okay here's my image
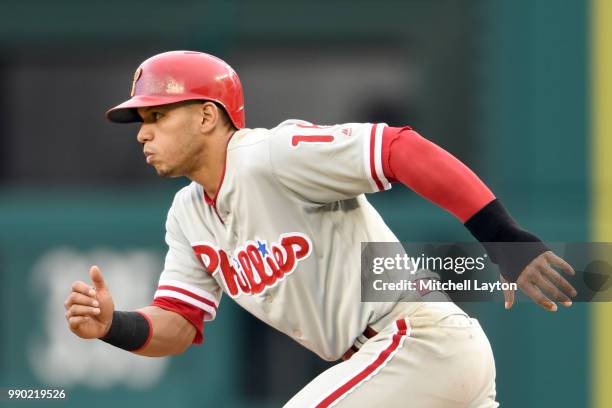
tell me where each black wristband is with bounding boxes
[465,199,550,282]
[100,311,151,351]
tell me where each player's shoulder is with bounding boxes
[169,182,203,214]
[230,119,374,144]
[230,120,320,146]
[225,120,314,148]
[270,119,339,134]
[227,127,270,150]
[270,119,376,139]
[271,118,315,131]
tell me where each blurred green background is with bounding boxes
[0,1,598,407]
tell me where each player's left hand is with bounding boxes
[501,251,577,312]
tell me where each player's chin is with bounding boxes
[154,164,179,178]
[150,162,167,176]
[155,168,172,178]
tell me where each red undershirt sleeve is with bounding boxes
[381,126,496,223]
[151,297,205,344]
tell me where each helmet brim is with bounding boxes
[105,95,205,123]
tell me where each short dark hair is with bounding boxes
[212,101,235,129]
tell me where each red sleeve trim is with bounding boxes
[154,279,218,320]
[151,297,205,345]
[366,124,392,191]
[381,126,407,183]
[133,310,154,352]
[382,126,496,222]
[157,285,217,310]
[369,124,385,191]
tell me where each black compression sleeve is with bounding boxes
[100,311,151,351]
[464,199,550,282]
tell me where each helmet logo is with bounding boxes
[165,78,184,94]
[130,67,143,97]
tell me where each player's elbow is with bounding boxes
[174,343,192,356]
[168,327,196,356]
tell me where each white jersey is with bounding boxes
[154,119,429,361]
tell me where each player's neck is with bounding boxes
[188,128,235,199]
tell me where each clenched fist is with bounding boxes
[64,265,115,339]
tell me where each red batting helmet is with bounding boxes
[106,51,245,129]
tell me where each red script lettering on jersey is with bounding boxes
[191,233,313,298]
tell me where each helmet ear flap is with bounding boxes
[106,51,245,129]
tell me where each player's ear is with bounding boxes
[199,101,219,133]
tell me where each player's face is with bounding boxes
[136,101,204,178]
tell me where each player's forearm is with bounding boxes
[100,306,195,357]
[132,306,195,357]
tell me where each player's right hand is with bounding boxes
[64,265,115,339]
[501,251,576,312]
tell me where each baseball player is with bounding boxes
[64,51,577,407]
